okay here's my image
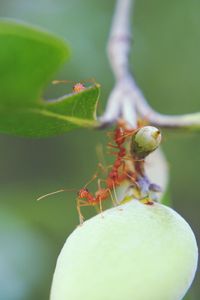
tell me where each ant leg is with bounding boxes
[96,162,113,178]
[84,173,98,188]
[97,162,113,173]
[76,199,95,225]
[97,178,103,190]
[107,143,118,149]
[76,198,85,225]
[99,198,104,219]
[112,183,119,206]
[83,164,105,190]
[97,162,108,174]
[112,183,123,211]
[120,159,126,173]
[126,171,136,183]
[84,162,109,190]
[81,77,97,85]
[97,179,104,219]
[108,150,119,156]
[97,178,121,211]
[97,177,110,191]
[108,188,117,207]
[77,199,102,224]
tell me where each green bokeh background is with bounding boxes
[0,0,199,299]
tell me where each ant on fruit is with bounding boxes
[52,78,97,93]
[37,119,160,224]
[76,185,112,225]
[37,173,115,225]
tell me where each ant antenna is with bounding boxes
[52,78,97,86]
[37,188,76,201]
[52,80,76,85]
[84,173,98,188]
[96,143,107,171]
[80,77,97,85]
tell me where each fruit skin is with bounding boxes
[50,200,198,300]
[131,126,162,159]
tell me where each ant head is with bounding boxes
[78,188,89,198]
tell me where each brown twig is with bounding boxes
[99,0,200,130]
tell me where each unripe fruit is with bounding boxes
[50,200,198,300]
[131,126,162,159]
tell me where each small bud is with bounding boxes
[131,126,162,159]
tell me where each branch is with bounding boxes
[99,0,200,131]
[107,0,132,80]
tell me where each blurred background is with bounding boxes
[0,0,199,299]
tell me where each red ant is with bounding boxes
[104,120,156,205]
[37,175,114,225]
[76,186,111,224]
[52,78,96,93]
[37,120,154,224]
[73,125,136,224]
[105,120,138,190]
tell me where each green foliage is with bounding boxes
[0,19,100,137]
[0,0,199,298]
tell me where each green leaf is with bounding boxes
[0,19,100,137]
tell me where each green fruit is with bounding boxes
[131,126,162,159]
[50,200,198,300]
